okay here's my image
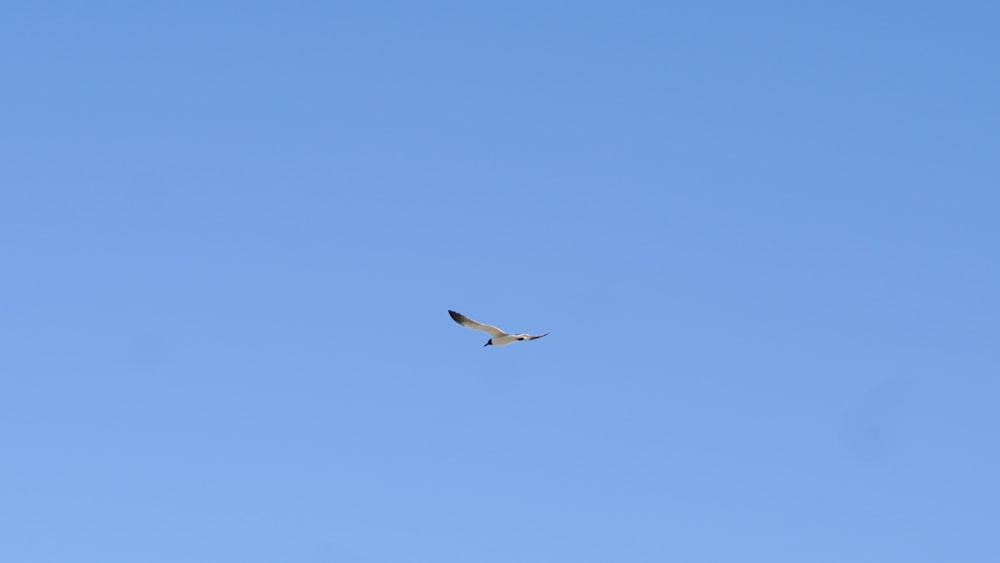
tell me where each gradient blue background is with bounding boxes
[2,2,998,562]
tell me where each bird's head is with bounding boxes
[484,339,492,347]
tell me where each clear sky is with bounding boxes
[2,2,998,562]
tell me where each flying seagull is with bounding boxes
[448,310,550,347]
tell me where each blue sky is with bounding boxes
[2,2,998,562]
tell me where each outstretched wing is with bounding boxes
[525,333,550,341]
[449,310,507,337]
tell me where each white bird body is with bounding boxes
[487,334,531,347]
[448,310,549,347]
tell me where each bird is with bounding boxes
[448,310,549,347]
